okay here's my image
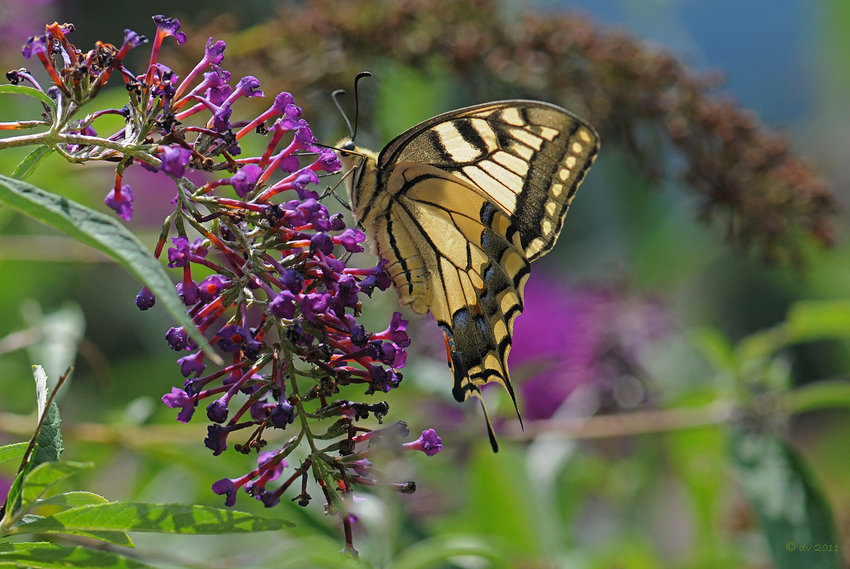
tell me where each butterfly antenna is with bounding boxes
[351,71,371,142]
[331,71,371,142]
[331,89,355,140]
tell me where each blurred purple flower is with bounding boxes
[511,277,670,420]
[0,1,56,57]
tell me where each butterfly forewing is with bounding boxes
[378,101,599,262]
[339,100,598,449]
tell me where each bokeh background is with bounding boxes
[2,1,850,567]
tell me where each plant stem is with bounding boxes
[504,402,735,440]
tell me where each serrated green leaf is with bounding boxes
[10,502,294,536]
[28,366,62,468]
[33,401,63,467]
[12,145,53,181]
[1,372,64,527]
[0,541,153,568]
[0,175,219,363]
[731,429,841,569]
[0,443,28,464]
[0,84,56,109]
[36,491,109,509]
[20,462,94,513]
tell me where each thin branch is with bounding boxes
[504,402,735,441]
[0,403,735,447]
[0,412,207,446]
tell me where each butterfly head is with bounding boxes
[335,137,375,161]
[335,138,379,215]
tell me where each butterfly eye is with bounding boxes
[341,140,357,153]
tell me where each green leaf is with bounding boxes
[0,443,28,464]
[731,429,841,569]
[11,514,132,547]
[33,401,63,468]
[736,326,788,362]
[1,369,63,526]
[781,380,850,414]
[785,299,850,343]
[10,502,294,536]
[0,541,154,568]
[666,426,727,537]
[265,535,366,569]
[14,514,132,548]
[20,462,94,513]
[1,471,25,527]
[690,327,738,371]
[71,531,133,548]
[36,491,110,509]
[0,84,56,109]
[12,145,53,181]
[390,535,513,569]
[0,175,219,363]
[29,365,63,468]
[465,444,539,553]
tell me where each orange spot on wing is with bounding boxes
[443,332,454,368]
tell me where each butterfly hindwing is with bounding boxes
[339,100,599,449]
[388,164,529,406]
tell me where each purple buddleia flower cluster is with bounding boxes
[7,17,441,555]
